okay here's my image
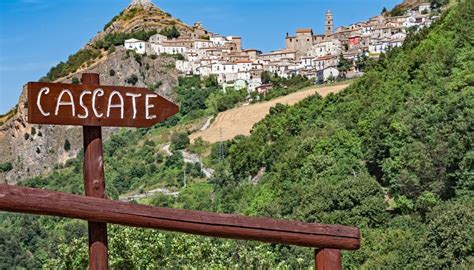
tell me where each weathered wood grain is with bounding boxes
[81,73,108,270]
[0,185,360,250]
[27,80,179,127]
[316,249,342,270]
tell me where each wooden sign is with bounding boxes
[27,82,179,127]
[11,74,360,270]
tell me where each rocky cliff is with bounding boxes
[0,0,206,183]
[85,0,198,49]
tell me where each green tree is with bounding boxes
[160,25,180,39]
[337,53,352,78]
[261,71,273,84]
[170,132,190,150]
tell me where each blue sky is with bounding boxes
[0,0,400,114]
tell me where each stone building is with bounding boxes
[325,10,334,36]
[285,29,316,56]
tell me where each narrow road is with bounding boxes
[162,144,214,178]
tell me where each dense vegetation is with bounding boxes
[387,0,449,17]
[40,49,101,82]
[0,105,17,125]
[160,25,181,39]
[40,29,158,82]
[93,30,158,51]
[209,1,473,267]
[1,1,472,269]
[259,72,313,101]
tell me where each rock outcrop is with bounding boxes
[85,0,197,49]
[0,0,206,183]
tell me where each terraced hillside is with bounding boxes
[191,84,349,143]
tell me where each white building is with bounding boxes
[369,38,404,54]
[235,60,252,72]
[124,38,146,54]
[210,35,227,46]
[317,66,339,83]
[416,3,431,14]
[176,60,192,74]
[308,39,342,58]
[149,34,168,44]
[194,39,214,50]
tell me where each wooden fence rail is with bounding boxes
[0,184,360,268]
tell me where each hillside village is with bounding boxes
[1,0,472,268]
[125,2,437,93]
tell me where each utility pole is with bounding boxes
[219,127,224,162]
[183,167,187,188]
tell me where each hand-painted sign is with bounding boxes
[27,82,179,127]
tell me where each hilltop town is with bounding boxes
[124,2,438,93]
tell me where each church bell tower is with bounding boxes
[325,10,334,36]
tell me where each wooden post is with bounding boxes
[81,73,108,270]
[315,249,342,270]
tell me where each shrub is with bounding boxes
[94,30,157,51]
[390,6,405,16]
[160,25,180,39]
[261,71,272,84]
[159,53,185,60]
[24,133,30,140]
[170,132,190,150]
[174,54,185,61]
[71,77,80,84]
[0,162,12,172]
[31,127,36,136]
[109,69,116,77]
[41,49,100,82]
[133,53,142,65]
[64,139,71,152]
[126,74,139,85]
[103,12,122,31]
[107,45,116,55]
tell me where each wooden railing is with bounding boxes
[0,184,360,269]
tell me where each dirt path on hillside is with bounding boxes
[190,84,349,143]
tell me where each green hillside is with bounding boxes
[213,1,473,267]
[1,1,473,269]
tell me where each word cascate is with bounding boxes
[27,82,179,128]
